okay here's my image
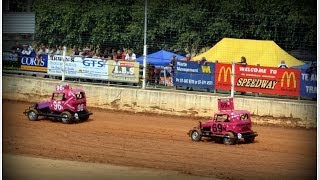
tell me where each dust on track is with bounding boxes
[3,100,317,180]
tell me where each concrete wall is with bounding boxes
[3,75,317,128]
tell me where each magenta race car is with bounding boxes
[23,84,93,124]
[188,98,258,145]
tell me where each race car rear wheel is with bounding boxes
[244,136,255,143]
[27,109,39,121]
[61,111,72,124]
[223,132,236,145]
[190,130,202,142]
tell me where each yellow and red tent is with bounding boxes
[193,38,304,67]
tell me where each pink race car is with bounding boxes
[23,84,93,124]
[188,98,258,145]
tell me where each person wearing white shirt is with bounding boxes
[21,44,32,55]
[278,60,288,68]
[125,49,136,61]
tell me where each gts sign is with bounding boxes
[82,60,105,67]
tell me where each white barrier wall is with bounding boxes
[3,75,317,128]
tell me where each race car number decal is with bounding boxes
[77,104,85,111]
[53,101,63,110]
[212,124,226,132]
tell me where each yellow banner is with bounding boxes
[20,65,47,72]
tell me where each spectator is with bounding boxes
[237,56,247,66]
[37,45,49,55]
[11,41,23,54]
[198,57,207,65]
[21,44,32,56]
[183,54,193,90]
[104,47,112,59]
[306,61,317,73]
[169,55,178,77]
[278,60,288,68]
[72,46,81,56]
[55,46,62,55]
[113,50,125,60]
[184,54,192,61]
[125,49,136,61]
[237,56,247,95]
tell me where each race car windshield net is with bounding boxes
[75,92,85,100]
[215,114,229,122]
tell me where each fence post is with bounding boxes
[231,62,235,97]
[61,46,66,82]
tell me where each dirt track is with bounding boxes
[3,100,317,180]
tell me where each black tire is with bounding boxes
[223,132,236,145]
[190,130,202,142]
[79,111,90,121]
[61,111,72,124]
[27,109,39,121]
[244,136,255,143]
[80,115,90,121]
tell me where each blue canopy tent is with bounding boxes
[136,50,185,67]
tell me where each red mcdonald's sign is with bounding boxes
[215,63,300,96]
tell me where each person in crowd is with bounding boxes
[169,55,178,76]
[153,66,160,85]
[278,60,288,68]
[183,54,193,90]
[11,41,23,54]
[48,46,56,55]
[306,61,317,73]
[21,44,32,56]
[184,54,192,61]
[113,50,125,60]
[37,45,49,55]
[237,56,247,95]
[104,47,112,59]
[55,45,62,55]
[237,56,247,66]
[198,57,207,65]
[125,49,136,61]
[71,46,81,56]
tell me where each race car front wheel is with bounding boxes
[191,130,202,142]
[27,109,39,121]
[223,132,236,145]
[61,111,72,124]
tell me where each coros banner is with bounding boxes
[215,63,300,96]
[20,54,48,72]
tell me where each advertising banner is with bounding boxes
[173,60,215,89]
[3,51,18,62]
[215,63,301,96]
[299,70,317,99]
[47,55,109,80]
[107,60,140,83]
[20,54,48,72]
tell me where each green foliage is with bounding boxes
[33,0,316,54]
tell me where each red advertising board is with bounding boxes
[215,63,300,96]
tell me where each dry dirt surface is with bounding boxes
[3,100,317,180]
